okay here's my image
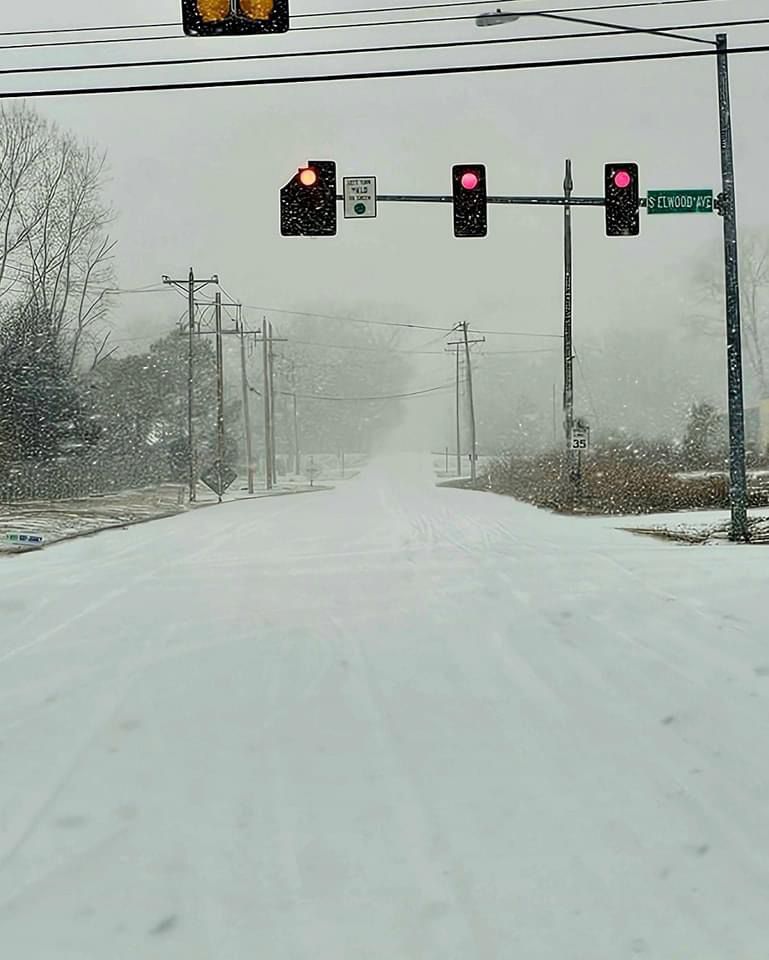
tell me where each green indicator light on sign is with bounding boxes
[354,202,366,215]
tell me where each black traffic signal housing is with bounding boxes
[604,162,640,236]
[182,0,289,36]
[452,164,487,237]
[280,161,337,237]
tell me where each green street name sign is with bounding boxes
[647,189,714,214]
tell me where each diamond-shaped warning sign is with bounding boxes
[200,464,237,496]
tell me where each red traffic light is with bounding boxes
[452,164,487,237]
[281,160,337,237]
[604,162,640,237]
[298,167,318,187]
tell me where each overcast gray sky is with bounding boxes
[5,0,769,438]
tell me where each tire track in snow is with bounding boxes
[346,617,498,958]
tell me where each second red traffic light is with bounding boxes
[605,162,640,236]
[452,164,487,238]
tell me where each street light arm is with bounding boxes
[476,7,714,46]
[527,10,715,47]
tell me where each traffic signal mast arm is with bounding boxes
[340,194,609,206]
[280,160,651,237]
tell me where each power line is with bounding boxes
[0,0,736,38]
[242,304,452,332]
[289,336,441,354]
[0,22,176,39]
[286,382,452,401]
[475,328,563,338]
[574,349,600,423]
[479,347,561,354]
[0,0,741,51]
[2,39,767,101]
[6,14,767,80]
[303,0,736,18]
[244,304,566,339]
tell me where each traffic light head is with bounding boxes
[280,160,337,237]
[298,167,318,187]
[452,164,487,238]
[182,0,289,36]
[604,162,640,236]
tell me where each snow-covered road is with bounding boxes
[2,454,769,959]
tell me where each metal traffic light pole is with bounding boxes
[563,159,576,484]
[214,292,226,504]
[716,34,749,542]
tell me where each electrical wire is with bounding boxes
[6,13,766,80]
[478,347,561,353]
[0,0,737,39]
[285,382,452,400]
[243,304,452,332]
[474,328,563,338]
[0,0,742,52]
[302,0,737,19]
[574,349,600,423]
[288,337,439,354]
[2,39,766,101]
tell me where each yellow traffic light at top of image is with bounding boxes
[197,0,230,21]
[197,0,275,20]
[240,0,275,19]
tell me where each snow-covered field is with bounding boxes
[2,454,769,958]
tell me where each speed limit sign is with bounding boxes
[570,426,589,450]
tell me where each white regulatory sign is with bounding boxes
[343,177,377,219]
[570,428,589,451]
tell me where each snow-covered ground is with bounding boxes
[2,454,769,959]
[0,481,328,554]
[608,507,769,544]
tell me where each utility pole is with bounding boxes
[716,34,749,542]
[446,329,484,478]
[455,347,462,476]
[445,343,463,476]
[237,309,255,494]
[214,291,226,504]
[268,322,277,481]
[563,159,576,481]
[188,270,196,501]
[290,360,300,475]
[262,319,273,490]
[462,321,478,482]
[161,269,218,502]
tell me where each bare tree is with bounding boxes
[0,103,116,370]
[0,105,50,295]
[690,230,769,397]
